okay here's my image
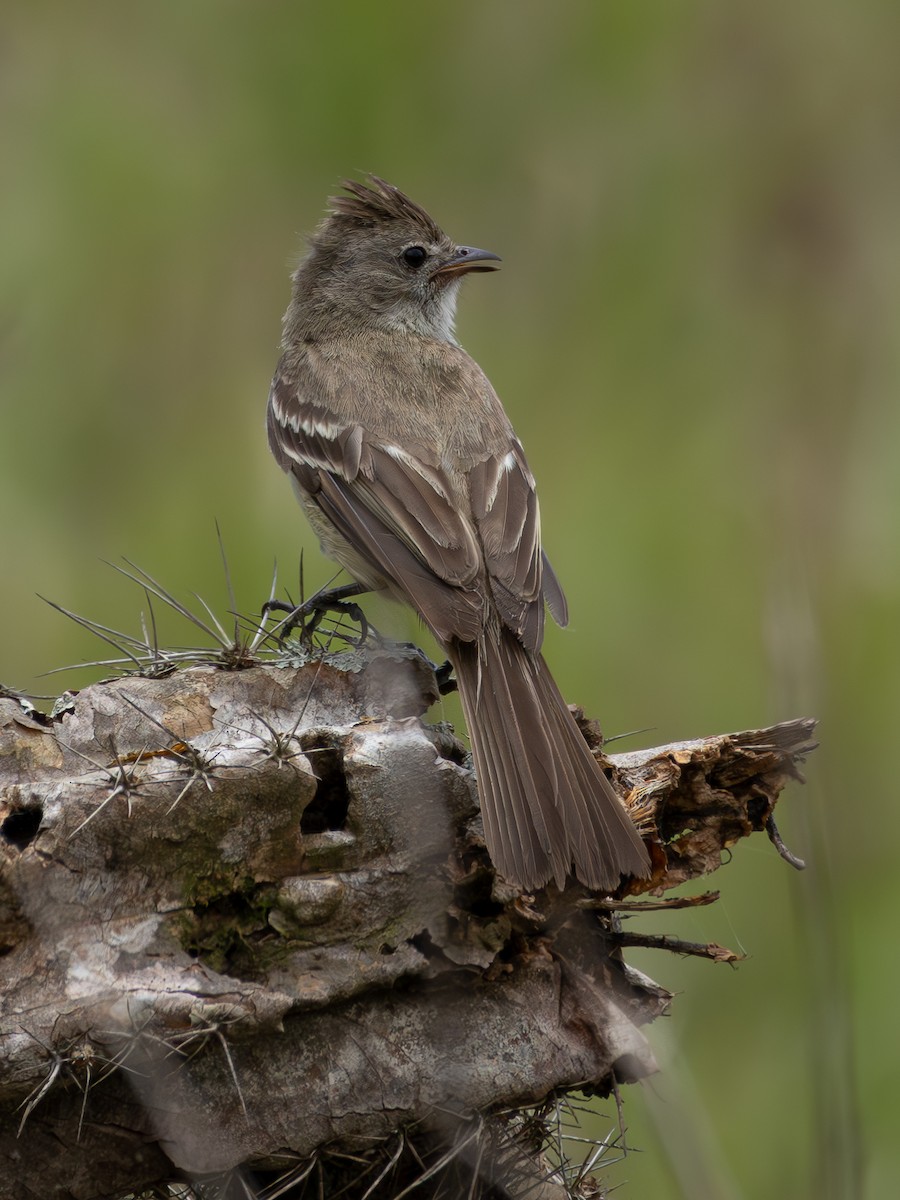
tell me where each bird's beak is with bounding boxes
[433,246,501,277]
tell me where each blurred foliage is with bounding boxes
[1,1,897,1197]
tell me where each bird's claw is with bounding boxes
[261,588,372,648]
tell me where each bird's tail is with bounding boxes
[450,630,650,892]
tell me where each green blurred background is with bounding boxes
[2,1,896,1196]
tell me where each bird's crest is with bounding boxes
[329,176,445,242]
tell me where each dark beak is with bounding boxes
[433,246,501,277]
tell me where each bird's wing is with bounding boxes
[467,442,568,649]
[268,361,567,651]
[268,369,485,643]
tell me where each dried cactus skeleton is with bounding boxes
[0,577,816,1198]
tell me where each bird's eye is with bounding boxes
[402,246,428,268]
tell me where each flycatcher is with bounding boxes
[267,176,650,892]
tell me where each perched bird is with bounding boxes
[266,176,650,892]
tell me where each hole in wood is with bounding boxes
[1,806,43,850]
[299,737,350,834]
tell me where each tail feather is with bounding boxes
[451,631,650,892]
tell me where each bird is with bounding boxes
[266,175,650,892]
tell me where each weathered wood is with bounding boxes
[0,650,815,1198]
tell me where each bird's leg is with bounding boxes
[262,581,372,645]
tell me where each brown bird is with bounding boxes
[266,176,650,892]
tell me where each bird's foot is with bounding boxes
[262,582,372,648]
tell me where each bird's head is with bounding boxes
[289,176,500,343]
